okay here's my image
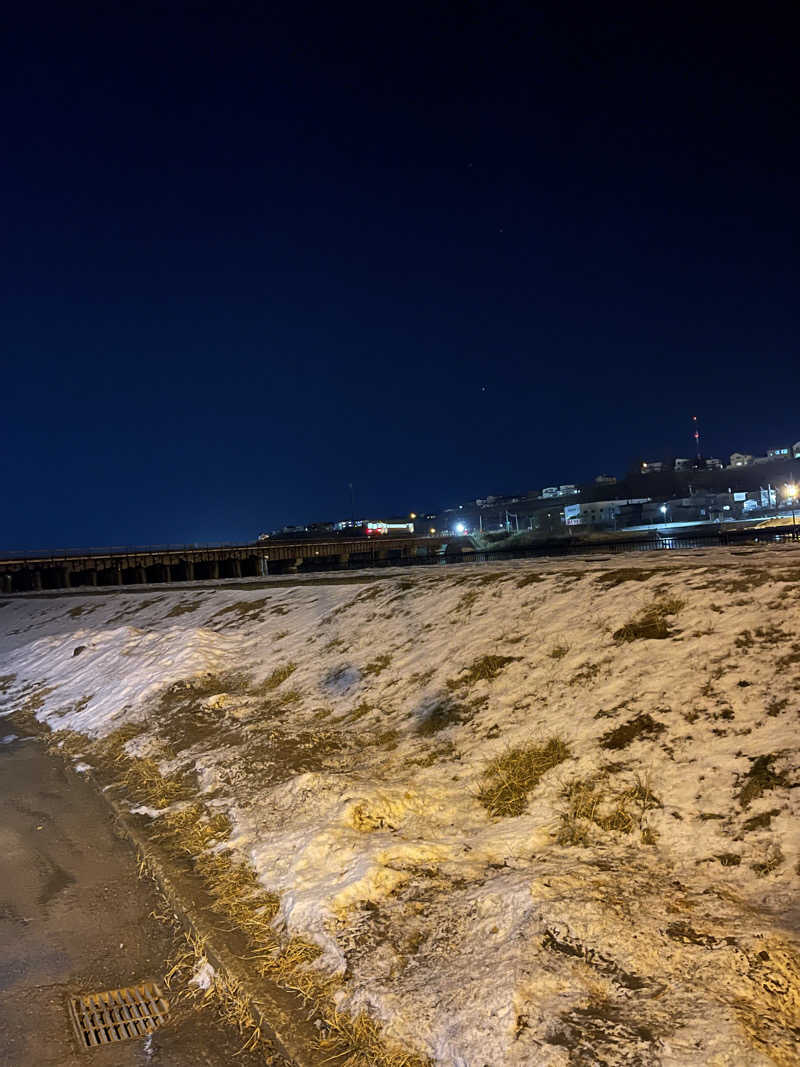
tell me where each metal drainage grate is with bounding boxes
[69,983,169,1049]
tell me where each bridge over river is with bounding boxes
[3,523,798,595]
[0,535,470,593]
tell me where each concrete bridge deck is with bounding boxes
[0,536,468,593]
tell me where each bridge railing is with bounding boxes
[0,543,253,562]
[0,534,445,565]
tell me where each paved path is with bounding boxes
[0,732,269,1066]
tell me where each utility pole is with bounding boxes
[692,415,701,464]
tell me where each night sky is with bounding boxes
[4,4,798,548]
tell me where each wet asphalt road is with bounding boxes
[0,733,269,1066]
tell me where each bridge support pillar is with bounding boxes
[287,557,304,573]
[337,554,350,568]
[2,574,12,594]
[113,567,123,586]
[259,557,269,577]
[162,563,171,583]
[231,559,241,578]
[136,566,147,584]
[184,561,194,581]
[208,561,219,580]
[86,570,98,587]
[31,570,42,591]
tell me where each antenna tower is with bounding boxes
[692,415,701,462]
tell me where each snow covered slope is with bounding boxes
[1,547,799,1065]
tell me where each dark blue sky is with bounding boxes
[3,3,798,548]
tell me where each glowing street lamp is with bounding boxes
[454,522,466,535]
[784,483,798,530]
[659,504,669,524]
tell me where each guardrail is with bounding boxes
[0,543,248,562]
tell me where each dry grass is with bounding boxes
[253,663,297,693]
[122,758,189,808]
[594,568,659,587]
[751,844,784,877]
[454,589,481,614]
[210,598,270,625]
[157,803,230,848]
[569,661,601,686]
[613,597,685,642]
[324,637,348,653]
[315,1009,429,1067]
[599,712,666,750]
[515,572,543,588]
[355,585,382,603]
[165,600,202,618]
[163,929,272,1060]
[67,604,95,618]
[362,654,392,678]
[478,737,570,817]
[14,683,57,718]
[449,654,520,690]
[416,699,469,736]
[339,701,374,725]
[408,667,435,687]
[0,673,17,694]
[558,773,661,845]
[737,754,789,809]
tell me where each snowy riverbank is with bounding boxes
[2,547,799,1065]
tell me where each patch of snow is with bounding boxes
[190,959,216,991]
[129,804,168,818]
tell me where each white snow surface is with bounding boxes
[190,959,216,991]
[1,548,799,1065]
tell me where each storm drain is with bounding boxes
[69,983,170,1048]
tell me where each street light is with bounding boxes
[660,504,669,524]
[784,483,798,530]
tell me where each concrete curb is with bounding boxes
[70,766,323,1067]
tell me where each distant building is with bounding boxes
[794,442,800,459]
[729,452,753,467]
[541,485,579,498]
[564,499,650,528]
[640,461,663,474]
[674,458,693,471]
[706,457,723,470]
[768,446,791,459]
[594,474,616,485]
